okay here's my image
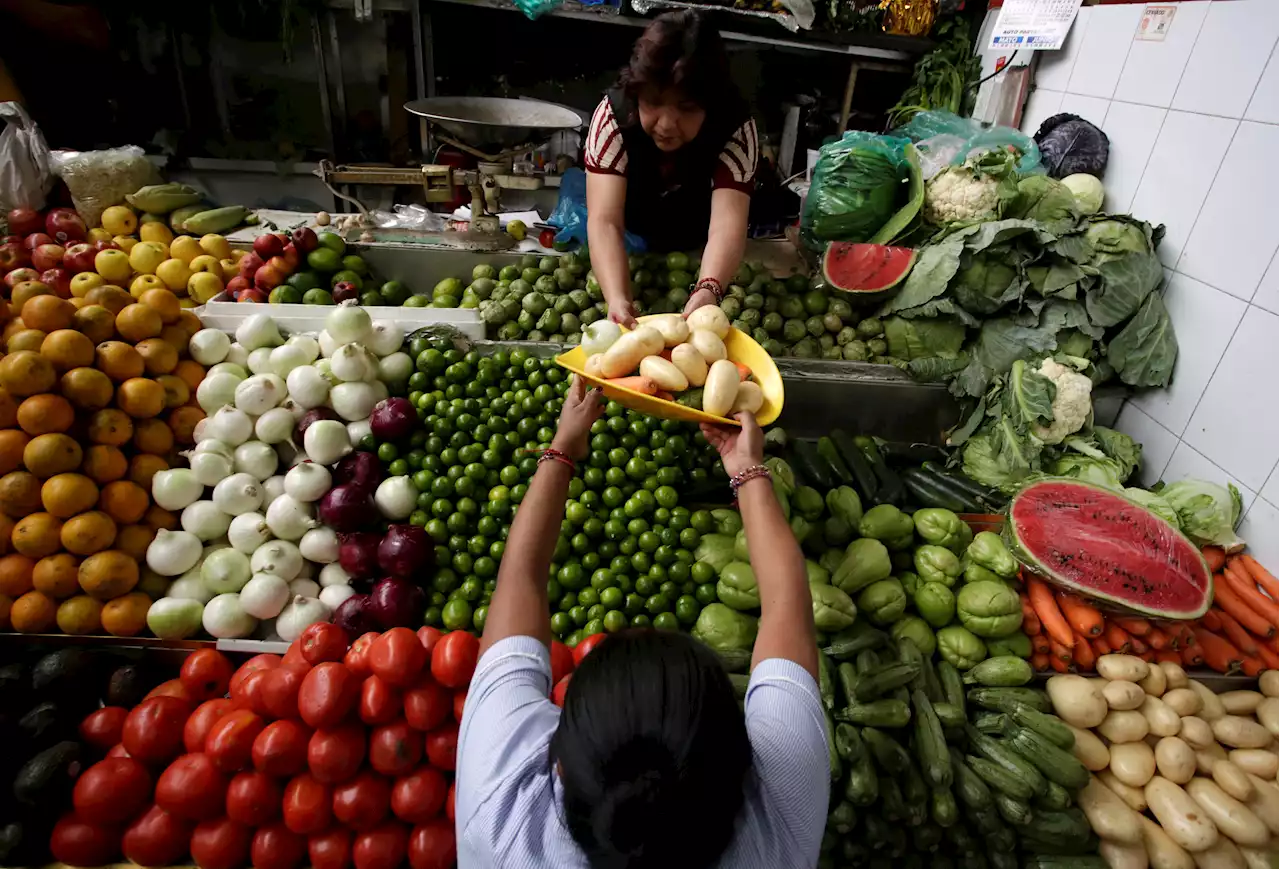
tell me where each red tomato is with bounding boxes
[185,698,235,754]
[230,653,281,699]
[79,706,128,751]
[390,767,447,825]
[50,813,122,866]
[332,770,391,830]
[262,662,311,720]
[430,631,479,689]
[181,649,235,700]
[205,709,266,772]
[283,641,307,667]
[155,753,228,820]
[352,821,408,869]
[299,662,360,728]
[145,678,199,705]
[445,783,455,823]
[253,719,312,777]
[308,723,366,783]
[402,678,450,732]
[226,770,283,826]
[190,817,253,869]
[552,674,572,708]
[550,640,575,685]
[539,228,556,248]
[368,720,422,777]
[108,743,130,758]
[252,822,308,869]
[407,818,456,869]
[122,804,193,867]
[238,668,276,717]
[416,626,442,655]
[73,757,152,825]
[453,690,467,722]
[344,632,379,678]
[309,828,352,869]
[359,675,402,725]
[573,632,606,665]
[122,697,190,765]
[283,773,333,835]
[424,721,459,771]
[302,622,350,664]
[369,628,427,687]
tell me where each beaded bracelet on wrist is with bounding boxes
[728,464,770,495]
[695,277,725,302]
[538,448,576,472]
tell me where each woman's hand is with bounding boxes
[608,298,639,329]
[699,412,764,478]
[683,287,719,318]
[550,376,605,460]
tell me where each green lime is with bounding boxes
[603,610,628,632]
[269,285,302,304]
[404,295,428,307]
[302,288,335,305]
[306,247,341,272]
[317,231,346,254]
[287,270,322,291]
[380,280,411,305]
[441,598,473,630]
[652,611,679,630]
[341,254,369,275]
[675,595,700,624]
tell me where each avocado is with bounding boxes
[0,822,22,864]
[32,649,92,695]
[14,741,81,808]
[105,664,150,708]
[18,701,73,749]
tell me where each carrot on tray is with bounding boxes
[1181,642,1205,667]
[1104,623,1133,654]
[1072,634,1096,670]
[1257,643,1279,670]
[1113,616,1152,637]
[1214,578,1277,638]
[1020,593,1042,636]
[1192,628,1244,674]
[1235,554,1280,602]
[1221,564,1280,629]
[1091,636,1111,657]
[1212,607,1260,656]
[1048,653,1070,673]
[1146,627,1170,650]
[1201,608,1224,632]
[1128,633,1150,656]
[1047,637,1073,663]
[1170,623,1196,650]
[1155,650,1183,665]
[1027,577,1074,649]
[1056,591,1105,638]
[1032,635,1052,656]
[605,376,658,395]
[1201,545,1227,573]
[1031,652,1051,672]
[1240,657,1264,677]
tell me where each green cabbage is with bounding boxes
[1159,479,1245,552]
[1123,488,1181,529]
[1061,174,1104,214]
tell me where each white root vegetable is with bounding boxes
[689,329,727,364]
[1190,681,1227,721]
[1100,654,1151,682]
[1181,716,1216,749]
[1144,695,1184,737]
[1101,839,1150,869]
[1047,674,1109,728]
[1100,709,1152,744]
[1242,775,1279,835]
[1079,776,1143,844]
[1235,846,1276,869]
[1112,741,1158,788]
[1227,749,1279,780]
[1190,836,1246,869]
[1106,680,1149,710]
[1185,778,1270,847]
[1165,689,1204,717]
[584,354,607,379]
[730,380,764,415]
[1141,663,1169,697]
[1160,661,1190,690]
[1146,776,1221,852]
[643,314,689,348]
[1198,745,1230,776]
[1219,691,1265,715]
[1155,737,1197,784]
[701,360,740,418]
[240,573,291,619]
[1211,759,1255,802]
[639,356,688,392]
[685,305,730,338]
[1254,696,1277,736]
[1102,770,1150,812]
[1212,716,1272,749]
[1258,670,1278,698]
[1141,815,1196,869]
[600,328,661,379]
[1068,723,1110,771]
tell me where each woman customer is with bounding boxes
[455,376,828,868]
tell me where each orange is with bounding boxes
[128,454,168,491]
[114,304,163,342]
[81,445,128,484]
[168,405,204,446]
[176,310,203,339]
[60,367,114,410]
[34,553,81,598]
[0,553,35,596]
[22,432,81,478]
[78,549,138,601]
[95,341,144,381]
[135,338,178,375]
[99,480,149,525]
[0,351,56,396]
[41,329,96,371]
[10,590,56,632]
[0,430,30,475]
[0,470,42,518]
[0,515,15,556]
[116,378,165,419]
[132,418,173,456]
[0,387,17,428]
[85,285,132,314]
[11,512,63,559]
[41,473,99,519]
[137,566,169,599]
[101,591,150,637]
[73,305,116,344]
[114,524,154,561]
[21,295,74,333]
[56,594,103,635]
[60,511,117,556]
[7,329,47,352]
[88,409,133,446]
[144,505,177,531]
[156,374,190,409]
[140,288,182,325]
[172,359,206,392]
[16,394,75,436]
[0,594,11,630]
[160,325,191,357]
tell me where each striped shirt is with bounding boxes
[455,636,829,869]
[584,97,759,193]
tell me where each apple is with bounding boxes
[86,227,114,245]
[7,207,42,237]
[188,254,221,274]
[91,239,120,253]
[226,275,251,295]
[45,208,87,245]
[238,287,269,304]
[281,243,300,272]
[61,243,96,274]
[239,251,265,280]
[4,268,38,289]
[332,281,360,303]
[1,235,20,246]
[253,234,284,259]
[254,264,284,290]
[32,243,66,272]
[0,243,30,273]
[23,232,53,251]
[266,255,293,277]
[40,268,72,297]
[94,249,132,283]
[291,227,319,253]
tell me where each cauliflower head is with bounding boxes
[1033,357,1092,444]
[923,165,1001,224]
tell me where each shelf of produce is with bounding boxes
[198,295,485,340]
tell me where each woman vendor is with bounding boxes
[585,11,758,327]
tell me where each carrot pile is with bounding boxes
[1022,548,1279,676]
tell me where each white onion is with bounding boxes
[206,406,254,446]
[189,450,234,487]
[369,380,389,404]
[240,573,291,619]
[196,372,242,413]
[318,330,339,358]
[166,574,213,603]
[330,381,378,421]
[270,344,310,378]
[234,441,278,481]
[266,494,317,540]
[225,341,250,368]
[262,475,287,504]
[189,329,232,366]
[303,420,351,466]
[255,407,296,444]
[376,352,413,383]
[318,562,352,587]
[213,473,263,514]
[146,529,203,576]
[152,468,204,512]
[202,547,252,594]
[278,398,307,420]
[247,347,274,375]
[289,578,320,599]
[319,584,357,610]
[251,539,303,580]
[286,366,331,409]
[275,595,331,643]
[287,334,321,363]
[181,501,232,541]
[207,362,248,381]
[285,462,331,502]
[367,321,404,356]
[236,314,284,351]
[314,359,338,384]
[192,437,233,457]
[192,417,209,444]
[374,476,417,520]
[227,512,272,553]
[299,526,339,563]
[235,373,286,415]
[346,419,372,446]
[203,593,257,639]
[330,343,378,383]
[327,304,373,345]
[294,559,316,580]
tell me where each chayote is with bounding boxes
[820,548,845,577]
[805,559,831,586]
[937,624,988,671]
[857,504,914,542]
[833,537,893,595]
[692,603,759,651]
[790,515,812,546]
[857,577,907,626]
[734,530,751,563]
[914,545,962,587]
[913,581,956,628]
[764,457,796,494]
[794,486,826,521]
[913,508,970,551]
[810,583,857,632]
[717,561,760,611]
[825,486,864,528]
[956,580,1023,638]
[899,570,921,596]
[774,485,792,521]
[967,530,1018,578]
[694,534,736,573]
[962,558,1004,585]
[985,631,1033,659]
[711,508,743,537]
[891,616,937,658]
[886,532,917,552]
[823,516,854,548]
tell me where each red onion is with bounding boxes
[338,531,382,578]
[370,398,416,442]
[333,594,379,636]
[318,484,373,532]
[368,577,426,630]
[333,451,382,495]
[377,525,435,579]
[295,407,340,446]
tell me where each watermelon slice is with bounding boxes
[821,243,917,302]
[1007,479,1212,619]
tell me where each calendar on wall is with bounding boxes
[988,0,1084,51]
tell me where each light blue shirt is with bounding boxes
[456,636,829,869]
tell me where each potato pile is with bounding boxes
[0,286,206,637]
[1047,656,1278,869]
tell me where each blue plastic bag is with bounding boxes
[547,167,646,252]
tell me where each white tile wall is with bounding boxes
[1021,0,1280,569]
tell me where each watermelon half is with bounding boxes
[821,243,917,303]
[1007,479,1212,619]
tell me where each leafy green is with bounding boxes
[1107,291,1177,387]
[802,133,918,248]
[883,315,967,360]
[1160,479,1245,551]
[1085,250,1163,326]
[1124,488,1180,528]
[1005,175,1080,232]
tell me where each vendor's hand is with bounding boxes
[683,287,719,318]
[551,376,604,461]
[699,412,764,479]
[608,300,639,329]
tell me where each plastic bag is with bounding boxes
[0,102,53,214]
[50,145,160,229]
[547,167,646,252]
[893,110,1043,178]
[800,131,920,249]
[1034,113,1109,179]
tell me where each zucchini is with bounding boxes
[902,468,971,512]
[963,655,1034,687]
[791,440,836,490]
[853,648,879,676]
[843,742,879,806]
[838,699,910,728]
[958,855,988,869]
[947,824,978,855]
[1008,703,1075,751]
[862,726,911,774]
[916,822,945,852]
[836,662,858,708]
[901,763,929,825]
[970,806,1006,835]
[937,660,966,714]
[949,749,993,809]
[933,700,965,730]
[1035,781,1073,811]
[967,687,1052,714]
[911,689,951,788]
[1026,807,1092,842]
[878,441,949,465]
[988,825,1017,854]
[965,755,1034,801]
[823,710,841,781]
[817,653,835,711]
[966,727,1048,796]
[827,800,857,835]
[853,661,920,701]
[863,813,894,849]
[880,776,908,821]
[833,722,862,762]
[973,712,1009,735]
[854,435,907,505]
[990,852,1019,869]
[831,429,878,503]
[913,463,988,512]
[931,788,960,827]
[921,461,1007,510]
[994,792,1032,826]
[1003,726,1089,790]
[816,436,854,485]
[715,648,752,673]
[896,637,942,702]
[820,622,887,660]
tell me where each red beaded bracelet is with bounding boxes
[537,448,576,472]
[729,464,770,494]
[695,277,725,302]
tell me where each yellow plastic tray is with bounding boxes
[555,315,783,427]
